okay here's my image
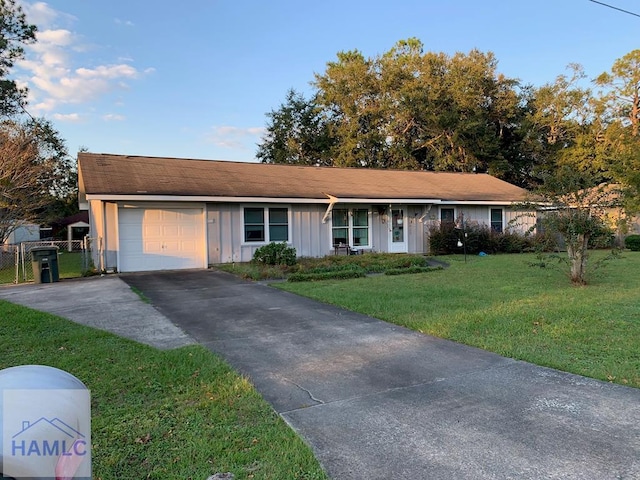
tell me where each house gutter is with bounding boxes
[438,200,526,206]
[85,194,446,204]
[86,194,523,207]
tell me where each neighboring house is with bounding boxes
[586,183,640,244]
[78,153,533,273]
[52,212,90,251]
[3,222,40,245]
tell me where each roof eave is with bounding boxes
[84,194,527,205]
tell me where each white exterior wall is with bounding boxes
[506,209,536,234]
[86,198,538,270]
[290,205,331,258]
[207,203,332,264]
[206,202,437,264]
[5,224,40,244]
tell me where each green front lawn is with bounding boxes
[0,302,327,480]
[57,251,85,279]
[277,252,640,388]
[0,251,87,284]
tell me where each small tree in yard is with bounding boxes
[527,170,616,285]
[0,119,74,243]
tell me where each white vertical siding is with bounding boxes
[208,203,332,263]
[507,209,536,234]
[291,205,331,258]
[372,209,388,252]
[204,202,535,263]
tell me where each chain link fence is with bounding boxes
[0,236,100,285]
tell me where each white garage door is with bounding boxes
[118,207,205,272]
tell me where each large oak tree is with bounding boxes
[259,39,534,185]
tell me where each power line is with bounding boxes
[588,0,640,18]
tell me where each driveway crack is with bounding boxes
[283,377,325,405]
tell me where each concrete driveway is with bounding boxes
[119,270,640,480]
[1,272,638,478]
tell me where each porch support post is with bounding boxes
[322,194,339,223]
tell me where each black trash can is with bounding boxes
[31,246,60,283]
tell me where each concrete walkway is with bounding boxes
[2,271,639,479]
[0,275,195,350]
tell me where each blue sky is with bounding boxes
[14,0,640,162]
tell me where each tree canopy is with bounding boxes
[261,39,531,181]
[257,40,640,205]
[0,0,36,116]
[0,1,76,243]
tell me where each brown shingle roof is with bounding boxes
[78,153,528,202]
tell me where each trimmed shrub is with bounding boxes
[625,234,640,251]
[287,269,366,282]
[428,222,460,254]
[384,265,443,276]
[428,221,536,255]
[252,242,297,266]
[303,264,367,275]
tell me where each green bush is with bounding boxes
[428,222,535,255]
[304,264,367,274]
[625,234,640,251]
[252,242,297,266]
[287,269,366,282]
[427,222,460,254]
[384,265,443,276]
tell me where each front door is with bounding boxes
[389,208,408,253]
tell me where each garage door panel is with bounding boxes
[146,210,164,222]
[143,240,163,253]
[145,225,163,237]
[119,207,205,272]
[162,225,181,236]
[120,239,143,254]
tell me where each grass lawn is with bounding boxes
[0,251,86,284]
[276,252,640,389]
[57,251,85,279]
[0,302,327,480]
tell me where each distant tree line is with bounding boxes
[257,38,640,204]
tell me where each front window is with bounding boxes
[332,209,349,245]
[244,207,289,242]
[244,208,265,242]
[269,208,289,241]
[441,208,455,224]
[491,208,503,232]
[352,209,369,246]
[332,208,370,247]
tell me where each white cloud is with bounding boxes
[76,64,139,79]
[206,126,266,149]
[36,28,74,46]
[22,1,77,28]
[52,112,81,122]
[102,113,125,122]
[17,2,153,116]
[23,2,58,26]
[24,56,150,109]
[114,18,134,27]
